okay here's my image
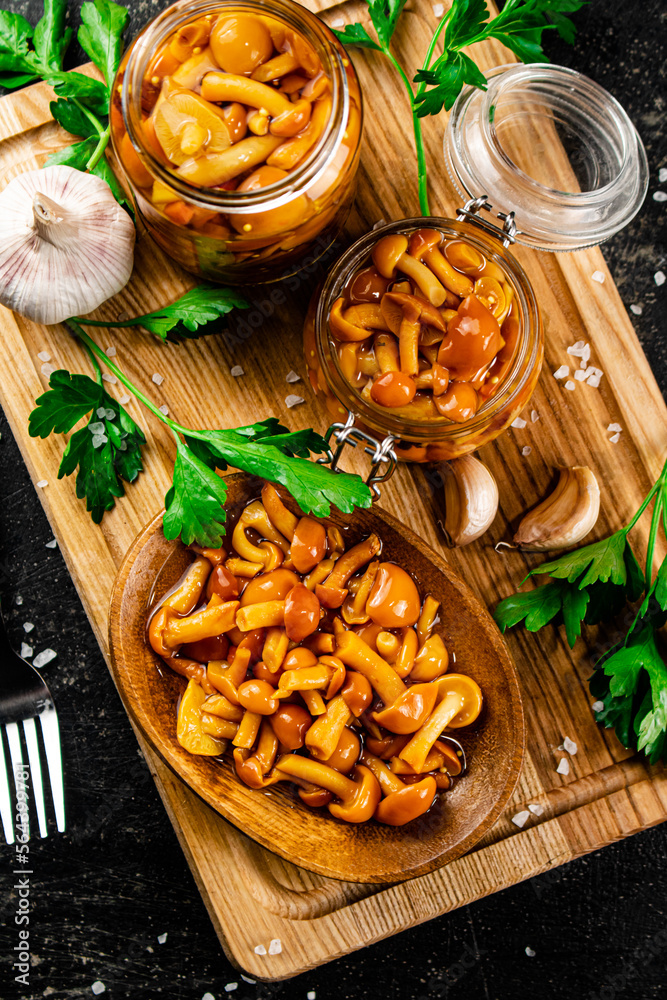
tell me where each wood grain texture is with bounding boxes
[108,475,524,883]
[0,0,665,980]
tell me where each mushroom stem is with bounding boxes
[399,691,464,772]
[274,752,356,799]
[360,751,404,794]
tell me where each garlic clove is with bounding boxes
[0,165,135,325]
[442,454,499,546]
[513,466,600,551]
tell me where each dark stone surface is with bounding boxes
[0,2,666,999]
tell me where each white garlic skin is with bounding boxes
[0,165,135,325]
[513,466,601,551]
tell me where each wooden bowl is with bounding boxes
[108,474,524,883]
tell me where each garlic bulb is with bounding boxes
[442,455,499,546]
[513,466,600,551]
[0,165,135,325]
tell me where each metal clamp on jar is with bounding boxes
[305,62,648,466]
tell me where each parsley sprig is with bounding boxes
[28,301,373,546]
[334,0,586,214]
[0,0,130,209]
[494,459,667,763]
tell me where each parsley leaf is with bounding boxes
[33,0,71,73]
[368,0,408,49]
[29,369,145,523]
[601,624,667,762]
[49,97,100,138]
[414,53,488,114]
[529,530,632,588]
[494,578,567,634]
[0,10,37,79]
[78,0,128,93]
[51,72,109,116]
[163,440,228,547]
[78,286,249,341]
[43,135,98,170]
[332,23,381,51]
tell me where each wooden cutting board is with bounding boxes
[0,0,666,981]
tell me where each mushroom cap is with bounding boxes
[374,775,437,825]
[381,292,447,336]
[329,297,375,342]
[372,682,438,734]
[372,234,409,278]
[366,562,421,629]
[434,673,483,727]
[327,764,381,823]
[408,228,444,260]
[0,166,135,325]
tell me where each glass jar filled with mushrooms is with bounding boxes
[110,0,362,283]
[304,217,542,463]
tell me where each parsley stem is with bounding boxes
[85,124,111,172]
[625,457,667,534]
[645,491,663,585]
[71,98,105,137]
[67,320,174,429]
[81,342,103,385]
[383,49,430,215]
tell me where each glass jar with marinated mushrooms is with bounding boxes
[110,0,362,282]
[304,217,542,463]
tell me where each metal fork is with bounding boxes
[0,603,65,843]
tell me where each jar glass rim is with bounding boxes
[444,63,649,251]
[120,0,350,214]
[314,217,542,444]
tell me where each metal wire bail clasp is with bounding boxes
[320,412,397,500]
[456,195,518,247]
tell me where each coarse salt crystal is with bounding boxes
[525,947,536,957]
[567,340,586,355]
[202,994,215,1000]
[286,370,301,383]
[528,803,544,816]
[46,539,57,549]
[553,365,569,380]
[579,346,591,368]
[119,394,131,405]
[531,410,539,422]
[91,984,106,996]
[116,312,129,322]
[655,271,666,287]
[591,271,605,284]
[240,977,256,985]
[105,346,117,357]
[511,810,530,828]
[230,365,244,377]
[36,480,48,488]
[23,622,34,633]
[16,596,23,605]
[254,945,266,955]
[586,373,602,388]
[653,191,667,202]
[102,374,117,384]
[660,168,667,183]
[574,370,587,381]
[268,938,282,955]
[522,446,532,457]
[607,422,622,433]
[432,2,445,14]
[20,643,33,658]
[92,433,107,448]
[41,363,56,377]
[372,218,387,230]
[159,405,169,416]
[307,993,317,999]
[330,15,345,26]
[511,417,527,429]
[224,985,238,993]
[563,736,577,755]
[37,351,51,362]
[609,432,621,444]
[556,758,570,775]
[96,407,106,419]
[630,304,643,315]
[34,648,57,668]
[592,700,605,712]
[157,933,167,944]
[285,394,304,408]
[564,380,576,391]
[152,373,164,385]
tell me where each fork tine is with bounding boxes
[5,722,29,841]
[23,718,47,838]
[39,706,65,832]
[0,733,15,845]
